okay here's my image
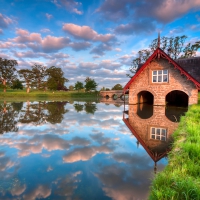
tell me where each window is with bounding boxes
[152,70,168,83]
[151,127,167,141]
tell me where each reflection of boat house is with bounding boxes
[123,105,179,164]
[124,44,200,106]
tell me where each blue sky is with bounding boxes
[0,0,200,89]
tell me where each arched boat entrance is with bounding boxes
[166,90,188,107]
[137,91,154,105]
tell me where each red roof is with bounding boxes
[123,48,200,92]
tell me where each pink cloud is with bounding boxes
[0,13,13,28]
[10,29,71,52]
[63,23,115,42]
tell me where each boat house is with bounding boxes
[123,46,200,106]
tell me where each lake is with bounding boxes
[0,100,187,200]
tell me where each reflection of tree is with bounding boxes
[46,101,69,124]
[74,103,84,112]
[11,102,23,112]
[19,101,47,125]
[84,102,97,114]
[0,102,19,134]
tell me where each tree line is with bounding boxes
[0,58,98,93]
[127,35,200,78]
[0,58,69,93]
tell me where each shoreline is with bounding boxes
[149,93,200,199]
[0,90,100,101]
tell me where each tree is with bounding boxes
[74,81,84,92]
[85,79,98,92]
[100,87,106,91]
[31,64,47,90]
[18,69,33,93]
[46,66,68,90]
[112,84,123,90]
[85,77,91,83]
[11,79,23,90]
[0,58,18,92]
[127,35,200,78]
[69,85,74,91]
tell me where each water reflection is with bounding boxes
[0,101,187,200]
[123,104,187,173]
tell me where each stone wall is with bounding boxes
[129,58,198,105]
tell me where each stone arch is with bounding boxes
[165,90,188,107]
[105,95,109,99]
[112,94,118,100]
[137,90,154,105]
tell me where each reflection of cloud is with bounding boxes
[47,166,53,172]
[90,132,111,144]
[23,185,51,200]
[96,163,153,200]
[0,156,15,171]
[70,136,91,146]
[53,171,81,197]
[14,134,71,157]
[0,151,5,157]
[11,184,26,196]
[63,145,113,163]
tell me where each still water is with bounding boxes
[0,101,187,200]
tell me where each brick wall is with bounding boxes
[127,105,178,155]
[129,58,198,105]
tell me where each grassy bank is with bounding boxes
[0,89,100,101]
[149,94,200,199]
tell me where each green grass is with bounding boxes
[0,89,100,101]
[149,96,200,200]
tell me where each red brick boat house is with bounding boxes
[123,47,200,106]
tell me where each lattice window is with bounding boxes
[151,127,167,141]
[152,70,168,83]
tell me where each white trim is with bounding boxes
[151,127,167,141]
[152,70,168,83]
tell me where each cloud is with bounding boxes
[40,28,51,33]
[90,43,112,56]
[97,0,200,31]
[0,13,13,28]
[63,23,115,42]
[96,0,133,22]
[10,29,71,53]
[69,41,91,51]
[115,19,156,35]
[52,0,83,15]
[45,13,53,20]
[0,28,3,34]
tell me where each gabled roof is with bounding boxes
[123,48,200,91]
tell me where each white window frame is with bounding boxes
[150,127,167,141]
[152,70,168,83]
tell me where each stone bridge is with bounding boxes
[99,90,125,100]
